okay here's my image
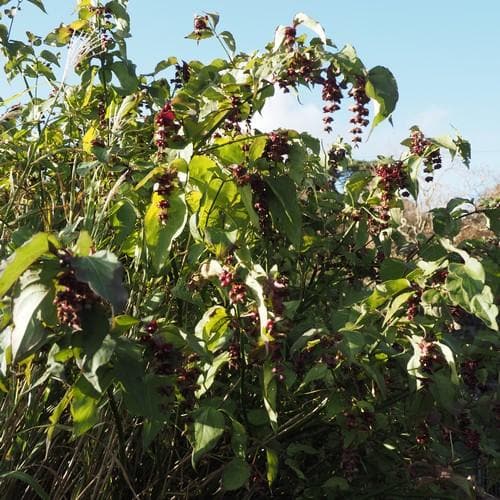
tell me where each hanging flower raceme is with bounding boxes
[155,101,180,149]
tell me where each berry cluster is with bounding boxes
[154,168,178,223]
[418,339,445,374]
[460,359,480,389]
[140,320,200,402]
[327,144,347,186]
[283,25,297,50]
[406,287,422,320]
[171,61,191,91]
[97,95,106,128]
[321,66,343,133]
[250,174,272,234]
[277,51,320,92]
[410,128,428,155]
[229,283,247,304]
[193,15,209,37]
[458,414,481,450]
[348,76,370,143]
[264,130,289,163]
[409,128,442,182]
[430,269,448,285]
[340,447,360,481]
[219,268,247,305]
[223,95,242,133]
[230,164,251,186]
[373,161,408,230]
[424,149,442,182]
[264,276,288,316]
[54,253,98,331]
[155,102,180,149]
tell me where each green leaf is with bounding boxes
[220,31,236,52]
[0,233,57,298]
[238,185,259,228]
[267,176,302,247]
[72,250,127,313]
[383,291,415,326]
[266,447,279,485]
[112,339,162,418]
[299,363,328,389]
[248,136,267,161]
[222,458,250,491]
[192,406,225,466]
[344,171,371,204]
[470,286,498,330]
[71,380,99,436]
[230,418,247,459]
[366,279,411,309]
[195,306,231,353]
[145,191,188,273]
[188,155,217,186]
[74,230,93,257]
[39,49,58,66]
[437,342,459,385]
[11,280,50,362]
[196,351,230,397]
[263,361,278,431]
[483,208,500,234]
[0,470,49,500]
[110,61,139,92]
[365,66,399,129]
[27,0,46,13]
[213,139,245,164]
[294,13,327,44]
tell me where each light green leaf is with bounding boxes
[294,12,327,44]
[196,351,230,397]
[263,361,278,431]
[11,280,51,362]
[0,233,57,298]
[195,306,231,353]
[145,191,188,273]
[192,406,225,466]
[71,382,99,436]
[266,447,279,485]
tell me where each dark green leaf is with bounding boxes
[72,251,127,313]
[267,176,302,247]
[0,470,49,500]
[222,458,250,491]
[192,406,225,466]
[365,66,399,129]
[27,0,46,13]
[220,31,236,52]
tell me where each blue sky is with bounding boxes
[2,0,499,204]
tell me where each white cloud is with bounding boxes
[251,92,497,206]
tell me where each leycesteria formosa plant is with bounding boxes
[0,1,498,498]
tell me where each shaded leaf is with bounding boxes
[72,251,127,313]
[223,458,250,491]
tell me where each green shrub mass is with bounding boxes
[0,2,498,498]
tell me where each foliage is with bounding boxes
[0,2,498,498]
